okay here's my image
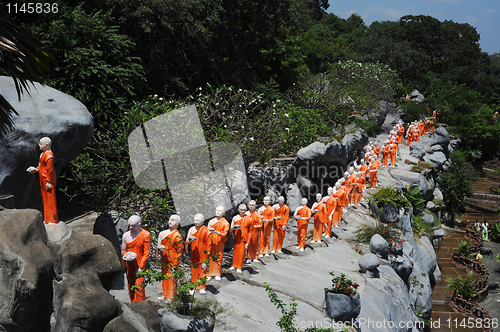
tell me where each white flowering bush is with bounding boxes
[288,60,401,128]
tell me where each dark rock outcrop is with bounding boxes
[0,76,94,211]
[0,209,54,332]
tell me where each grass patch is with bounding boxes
[411,162,435,173]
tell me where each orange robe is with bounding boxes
[382,145,390,167]
[354,176,366,205]
[407,128,414,147]
[189,226,209,290]
[296,206,312,249]
[160,230,183,300]
[369,163,378,188]
[373,146,381,159]
[332,186,347,227]
[122,229,151,303]
[232,215,252,269]
[246,211,262,260]
[312,202,327,242]
[259,206,275,255]
[398,126,404,145]
[207,218,229,277]
[37,151,58,223]
[272,204,289,252]
[325,195,337,236]
[360,164,368,178]
[347,173,358,205]
[390,144,398,166]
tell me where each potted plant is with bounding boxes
[324,271,361,322]
[136,256,216,332]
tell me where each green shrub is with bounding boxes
[437,150,475,217]
[445,273,478,305]
[355,222,405,252]
[403,186,426,211]
[371,187,410,210]
[324,272,359,297]
[456,240,471,255]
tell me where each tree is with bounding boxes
[31,5,145,124]
[0,16,53,137]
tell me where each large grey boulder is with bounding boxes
[370,234,389,259]
[358,253,380,278]
[433,187,444,202]
[389,254,413,283]
[427,144,445,154]
[408,270,433,316]
[389,168,435,201]
[409,89,425,102]
[409,142,426,160]
[296,142,327,161]
[285,183,302,214]
[50,224,124,331]
[0,76,94,211]
[0,209,54,332]
[431,127,450,153]
[379,203,400,224]
[422,213,435,226]
[264,166,288,199]
[423,151,447,170]
[104,300,163,332]
[247,165,264,198]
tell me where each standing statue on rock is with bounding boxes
[121,215,151,303]
[27,137,58,223]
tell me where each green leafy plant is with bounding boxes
[264,282,299,332]
[355,222,405,252]
[371,186,410,210]
[445,273,479,305]
[412,215,433,239]
[403,186,426,211]
[324,272,359,297]
[489,221,500,242]
[437,150,475,218]
[456,240,471,256]
[410,162,435,173]
[135,248,210,316]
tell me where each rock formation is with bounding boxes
[0,76,94,211]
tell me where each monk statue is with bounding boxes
[27,137,58,223]
[156,215,183,301]
[186,213,209,295]
[245,200,262,263]
[207,206,230,281]
[293,198,312,252]
[271,196,289,254]
[258,196,275,257]
[121,215,151,303]
[311,193,326,243]
[230,204,252,273]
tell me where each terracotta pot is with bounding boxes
[325,291,361,322]
[158,308,215,332]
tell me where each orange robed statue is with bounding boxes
[271,196,289,253]
[325,187,338,237]
[245,200,262,262]
[230,204,253,273]
[156,215,183,301]
[293,198,312,251]
[121,215,151,303]
[258,196,275,257]
[186,213,210,294]
[186,214,210,294]
[27,137,58,223]
[311,193,327,242]
[207,206,230,280]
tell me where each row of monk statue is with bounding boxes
[119,115,439,303]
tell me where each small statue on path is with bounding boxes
[121,215,151,303]
[156,215,183,301]
[186,214,209,294]
[207,206,230,280]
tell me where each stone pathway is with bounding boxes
[431,231,483,332]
